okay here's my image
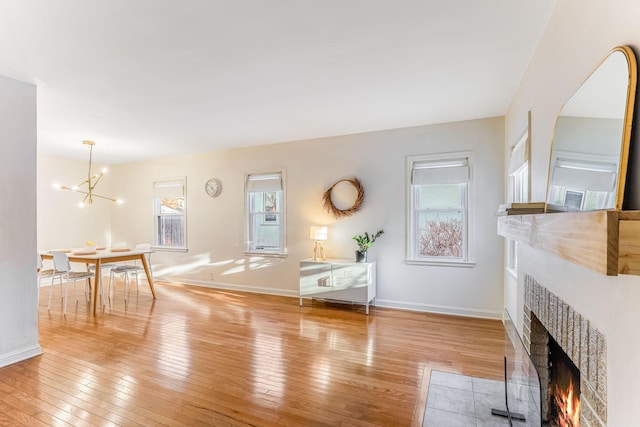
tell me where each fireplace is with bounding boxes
[523,274,607,426]
[549,336,580,425]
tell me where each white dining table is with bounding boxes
[41,249,156,315]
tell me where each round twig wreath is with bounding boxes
[322,177,365,218]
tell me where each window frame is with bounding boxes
[152,177,188,252]
[405,152,474,267]
[506,128,530,273]
[507,162,529,273]
[244,170,287,257]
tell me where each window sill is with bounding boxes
[152,246,188,253]
[244,251,288,258]
[404,259,476,268]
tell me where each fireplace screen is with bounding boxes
[499,310,542,426]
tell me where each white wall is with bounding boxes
[0,75,41,366]
[37,155,113,250]
[505,0,640,424]
[110,117,505,318]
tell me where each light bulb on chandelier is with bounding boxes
[55,140,123,206]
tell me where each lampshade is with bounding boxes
[309,226,328,241]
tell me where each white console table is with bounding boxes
[299,259,376,314]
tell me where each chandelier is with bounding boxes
[55,140,123,207]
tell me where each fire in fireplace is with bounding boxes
[548,336,580,426]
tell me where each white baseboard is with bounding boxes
[375,299,502,320]
[168,277,299,298]
[158,277,501,320]
[0,345,42,368]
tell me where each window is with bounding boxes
[153,178,186,250]
[406,153,472,265]
[547,153,617,211]
[507,129,530,271]
[245,171,285,255]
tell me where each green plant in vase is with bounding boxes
[352,230,384,262]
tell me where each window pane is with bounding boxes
[157,215,184,247]
[252,213,281,249]
[160,197,184,214]
[416,184,463,210]
[583,191,609,210]
[417,211,463,258]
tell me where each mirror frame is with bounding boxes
[546,45,637,212]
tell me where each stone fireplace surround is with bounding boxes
[523,274,607,426]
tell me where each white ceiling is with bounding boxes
[0,0,556,165]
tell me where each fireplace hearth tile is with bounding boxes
[429,371,473,391]
[422,407,476,427]
[424,371,540,427]
[426,384,475,418]
[473,377,534,402]
[473,391,541,426]
[472,377,503,396]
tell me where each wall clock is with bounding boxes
[204,178,222,198]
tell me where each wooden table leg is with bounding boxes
[140,254,156,299]
[93,260,101,315]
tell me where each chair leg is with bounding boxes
[123,272,129,302]
[63,281,69,314]
[108,270,115,303]
[48,274,57,310]
[134,271,140,295]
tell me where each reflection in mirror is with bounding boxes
[546,46,637,211]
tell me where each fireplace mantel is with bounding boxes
[497,210,640,276]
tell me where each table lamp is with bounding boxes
[309,226,328,261]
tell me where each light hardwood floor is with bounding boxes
[1,281,506,426]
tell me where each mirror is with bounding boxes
[546,46,637,211]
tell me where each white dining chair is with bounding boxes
[88,241,126,276]
[48,251,95,314]
[108,243,152,303]
[37,253,61,305]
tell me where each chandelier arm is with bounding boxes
[60,186,90,195]
[90,193,117,202]
[74,178,91,188]
[90,172,105,190]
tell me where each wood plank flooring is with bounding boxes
[0,281,506,426]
